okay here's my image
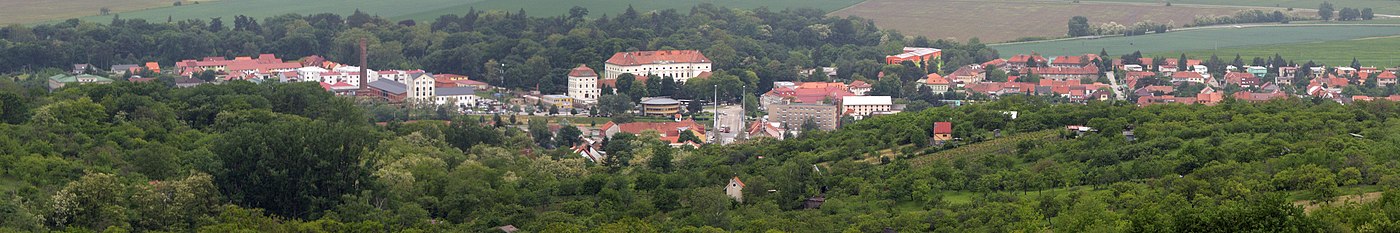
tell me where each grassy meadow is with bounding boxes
[992,25,1400,61]
[1089,0,1400,15]
[68,0,864,25]
[829,0,1247,43]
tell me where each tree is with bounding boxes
[598,94,633,117]
[800,117,821,132]
[209,17,224,32]
[1178,54,1190,71]
[687,99,704,115]
[1319,1,1335,21]
[677,129,702,144]
[556,121,582,147]
[648,145,674,172]
[529,118,552,148]
[617,74,637,97]
[1068,16,1092,37]
[1362,8,1374,20]
[212,120,376,219]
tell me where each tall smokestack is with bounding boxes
[358,38,368,92]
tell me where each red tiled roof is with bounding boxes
[924,73,949,85]
[1171,72,1203,79]
[933,122,953,134]
[1233,91,1288,102]
[606,119,707,144]
[1224,72,1260,85]
[568,65,598,77]
[1008,54,1047,64]
[731,177,745,187]
[606,50,710,66]
[1027,65,1099,76]
[850,80,872,88]
[1051,54,1099,66]
[982,59,1007,68]
[1379,71,1397,79]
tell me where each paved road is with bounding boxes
[710,105,745,145]
[1105,71,1126,101]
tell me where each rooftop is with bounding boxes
[842,96,892,106]
[606,50,710,66]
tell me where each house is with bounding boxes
[1277,66,1298,86]
[963,82,1036,97]
[1005,54,1048,71]
[433,74,490,89]
[933,122,953,143]
[571,137,605,162]
[746,119,787,140]
[144,62,161,73]
[600,119,708,146]
[802,194,826,209]
[319,82,358,95]
[849,80,872,95]
[982,59,1007,69]
[173,78,206,88]
[1233,90,1289,103]
[1378,71,1398,87]
[1195,87,1224,105]
[72,64,91,74]
[1134,85,1174,97]
[435,87,479,107]
[604,50,711,83]
[841,96,894,120]
[1246,66,1268,77]
[1026,65,1100,81]
[47,74,113,91]
[1223,72,1261,88]
[885,47,942,65]
[726,177,745,203]
[566,64,601,102]
[1124,71,1156,89]
[760,82,855,110]
[919,73,951,93]
[1171,71,1205,84]
[1050,54,1098,68]
[541,95,574,110]
[639,97,682,116]
[174,54,300,77]
[948,65,986,85]
[110,64,139,75]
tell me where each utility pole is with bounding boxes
[711,84,719,144]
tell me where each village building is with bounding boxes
[726,177,745,203]
[47,74,113,91]
[885,47,941,65]
[1223,72,1262,88]
[566,64,601,103]
[918,73,951,93]
[769,103,839,131]
[600,119,708,146]
[948,65,986,85]
[746,119,787,140]
[1026,65,1100,81]
[932,121,953,143]
[841,96,894,120]
[603,50,711,83]
[848,80,872,95]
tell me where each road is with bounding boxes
[1105,71,1126,101]
[710,105,745,145]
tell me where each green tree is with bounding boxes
[1068,16,1092,37]
[1319,1,1335,21]
[212,120,377,218]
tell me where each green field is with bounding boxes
[992,25,1400,61]
[1088,0,1400,15]
[1146,35,1400,67]
[74,0,863,25]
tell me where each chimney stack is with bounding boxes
[358,38,368,92]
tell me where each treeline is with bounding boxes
[1189,9,1315,27]
[0,5,994,96]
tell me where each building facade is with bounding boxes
[567,65,601,102]
[769,103,839,131]
[603,50,712,83]
[841,96,893,120]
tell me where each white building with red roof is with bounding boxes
[885,47,942,65]
[604,50,711,83]
[567,64,601,102]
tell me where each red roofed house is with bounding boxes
[746,120,787,140]
[1050,54,1099,68]
[849,80,872,95]
[1378,71,1398,87]
[1027,65,1100,81]
[933,122,953,143]
[175,54,301,80]
[1005,54,1048,71]
[949,65,986,85]
[600,119,708,146]
[886,47,942,65]
[1195,87,1224,105]
[919,73,951,93]
[604,50,711,83]
[433,74,490,89]
[1171,71,1205,84]
[1223,72,1261,88]
[726,177,745,202]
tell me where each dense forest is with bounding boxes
[3,4,1400,233]
[5,73,1400,232]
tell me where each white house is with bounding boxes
[603,50,712,83]
[841,96,893,120]
[726,177,745,203]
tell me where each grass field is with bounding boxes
[67,0,864,26]
[829,0,1249,43]
[2,0,170,25]
[992,25,1400,61]
[1088,0,1400,15]
[1145,35,1400,67]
